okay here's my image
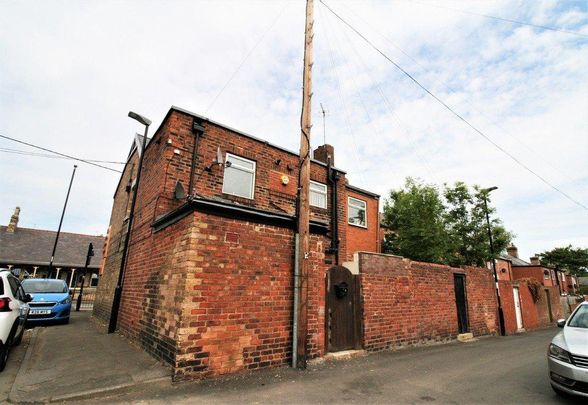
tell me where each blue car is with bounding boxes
[21,279,71,324]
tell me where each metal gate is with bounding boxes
[326,266,362,352]
[70,270,97,311]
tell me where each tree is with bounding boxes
[382,178,449,264]
[539,246,588,276]
[382,178,513,267]
[444,182,513,267]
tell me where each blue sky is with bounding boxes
[0,0,586,261]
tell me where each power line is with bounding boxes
[0,147,125,164]
[337,1,578,182]
[404,0,588,39]
[0,134,122,173]
[319,0,588,212]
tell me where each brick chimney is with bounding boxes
[506,243,518,258]
[313,144,334,165]
[7,206,20,233]
[530,256,540,265]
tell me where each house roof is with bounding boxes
[499,253,531,266]
[0,226,104,269]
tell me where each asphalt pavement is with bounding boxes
[76,327,579,404]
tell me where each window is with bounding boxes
[222,153,256,199]
[310,181,327,209]
[348,197,367,227]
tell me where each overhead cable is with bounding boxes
[319,0,588,212]
[404,0,588,39]
[0,134,122,173]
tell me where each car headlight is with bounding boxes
[60,297,71,305]
[549,344,571,363]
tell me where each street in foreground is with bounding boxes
[78,328,578,404]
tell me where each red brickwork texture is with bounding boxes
[358,253,498,352]
[498,280,562,334]
[345,189,379,259]
[92,152,139,327]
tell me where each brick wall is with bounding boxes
[358,253,498,352]
[512,266,556,287]
[345,189,379,260]
[92,151,139,326]
[171,212,331,380]
[499,280,561,334]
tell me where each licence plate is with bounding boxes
[30,309,51,315]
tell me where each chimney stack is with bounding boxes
[7,206,20,233]
[530,256,540,265]
[506,243,518,258]
[313,144,334,165]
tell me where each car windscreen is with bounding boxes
[568,305,588,329]
[0,277,3,295]
[22,279,67,293]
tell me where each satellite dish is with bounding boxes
[215,147,224,165]
[174,181,186,200]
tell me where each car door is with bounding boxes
[7,277,28,336]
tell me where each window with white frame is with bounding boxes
[222,153,256,199]
[310,181,327,209]
[348,197,367,227]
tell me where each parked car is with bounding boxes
[548,301,588,398]
[0,269,31,372]
[21,279,71,325]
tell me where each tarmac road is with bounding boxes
[77,327,581,404]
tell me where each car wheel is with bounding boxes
[551,384,571,398]
[0,343,8,372]
[61,317,70,325]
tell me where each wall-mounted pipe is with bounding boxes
[188,120,205,196]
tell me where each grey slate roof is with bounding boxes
[499,253,531,266]
[0,226,104,268]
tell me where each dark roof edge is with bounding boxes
[0,226,105,240]
[0,258,100,269]
[346,184,380,198]
[170,106,347,174]
[152,196,330,235]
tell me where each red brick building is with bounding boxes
[94,106,381,379]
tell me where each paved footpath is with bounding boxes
[77,327,579,404]
[8,312,170,403]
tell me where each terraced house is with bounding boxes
[93,106,381,379]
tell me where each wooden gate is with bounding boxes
[326,266,361,352]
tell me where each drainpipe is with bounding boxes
[292,234,300,367]
[327,157,339,264]
[188,120,205,197]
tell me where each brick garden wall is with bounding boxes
[498,280,562,334]
[358,253,498,352]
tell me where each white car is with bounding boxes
[548,301,588,398]
[0,269,31,371]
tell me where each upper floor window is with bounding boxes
[222,153,256,199]
[310,181,327,209]
[348,197,367,228]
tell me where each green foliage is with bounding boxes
[382,178,449,264]
[539,245,588,276]
[382,178,513,267]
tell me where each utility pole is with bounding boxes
[482,186,505,336]
[48,165,77,275]
[295,0,313,369]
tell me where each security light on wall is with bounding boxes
[205,147,232,172]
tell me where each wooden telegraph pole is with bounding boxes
[296,0,313,369]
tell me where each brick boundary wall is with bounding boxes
[498,280,562,334]
[358,252,498,352]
